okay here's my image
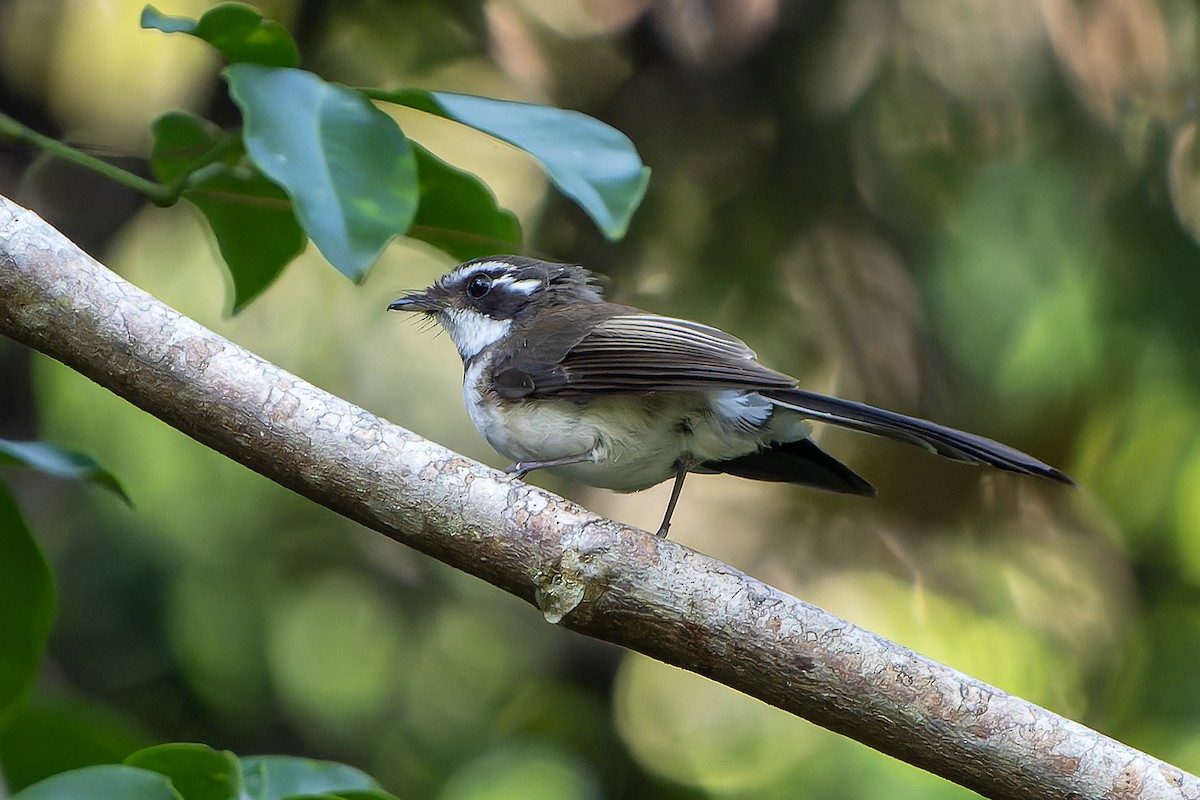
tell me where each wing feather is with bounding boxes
[492,313,797,398]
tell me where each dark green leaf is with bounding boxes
[241,756,380,800]
[0,484,54,729]
[150,111,228,184]
[409,142,521,259]
[0,698,151,793]
[141,4,299,68]
[189,170,305,311]
[11,765,184,800]
[282,793,399,800]
[0,439,129,504]
[226,65,418,281]
[151,112,305,311]
[125,743,242,800]
[377,88,649,240]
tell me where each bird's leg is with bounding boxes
[504,452,594,480]
[656,460,691,538]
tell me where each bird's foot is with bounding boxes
[503,453,594,482]
[503,462,531,480]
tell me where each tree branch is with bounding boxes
[0,193,1195,800]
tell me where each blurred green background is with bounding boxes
[2,0,1200,797]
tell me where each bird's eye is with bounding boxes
[466,274,492,299]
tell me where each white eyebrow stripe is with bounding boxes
[489,272,543,295]
[443,261,513,287]
[506,279,542,294]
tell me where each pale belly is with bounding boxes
[473,392,690,491]
[462,368,810,492]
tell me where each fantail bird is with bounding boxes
[389,255,1073,537]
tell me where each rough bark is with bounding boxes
[1,194,1196,800]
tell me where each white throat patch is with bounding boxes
[439,308,512,361]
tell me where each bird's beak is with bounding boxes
[387,290,441,313]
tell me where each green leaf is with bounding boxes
[141,3,299,68]
[151,112,305,311]
[125,743,242,800]
[241,756,380,800]
[11,764,184,800]
[140,5,195,34]
[409,142,521,260]
[377,88,649,240]
[226,65,418,281]
[0,484,55,729]
[0,698,151,793]
[191,169,307,311]
[149,111,229,183]
[0,438,129,504]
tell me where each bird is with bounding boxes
[388,255,1073,538]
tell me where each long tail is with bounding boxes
[760,388,1074,486]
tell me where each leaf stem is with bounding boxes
[0,111,175,205]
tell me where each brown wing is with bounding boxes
[491,312,797,398]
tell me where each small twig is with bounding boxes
[0,112,241,207]
[0,112,173,203]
